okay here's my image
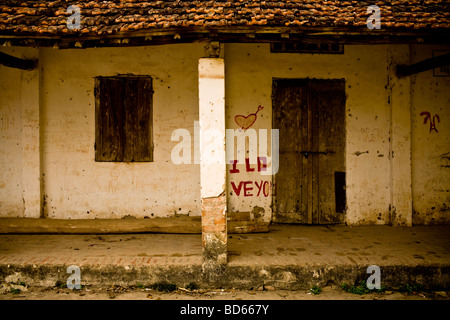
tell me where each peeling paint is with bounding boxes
[1,43,449,227]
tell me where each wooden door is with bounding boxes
[272,79,346,224]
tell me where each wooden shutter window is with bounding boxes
[95,76,153,162]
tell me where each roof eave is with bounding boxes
[1,26,450,48]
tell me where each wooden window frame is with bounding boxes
[94,75,154,162]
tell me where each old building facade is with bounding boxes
[0,1,449,264]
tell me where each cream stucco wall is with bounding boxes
[0,49,25,216]
[39,44,204,219]
[411,45,450,224]
[1,42,448,225]
[225,43,411,225]
[0,46,40,218]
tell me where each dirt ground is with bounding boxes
[0,284,448,300]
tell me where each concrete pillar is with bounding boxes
[198,57,227,268]
[387,45,413,226]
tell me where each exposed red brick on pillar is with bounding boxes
[201,194,227,265]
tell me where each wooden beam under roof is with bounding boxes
[396,52,450,78]
[0,51,37,70]
[1,26,450,48]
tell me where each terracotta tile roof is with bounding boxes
[0,1,449,37]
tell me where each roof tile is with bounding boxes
[0,0,448,37]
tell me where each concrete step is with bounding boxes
[0,225,449,291]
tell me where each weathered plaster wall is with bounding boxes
[1,42,447,225]
[411,45,450,225]
[387,45,413,226]
[224,43,411,225]
[0,46,40,218]
[0,48,25,216]
[39,44,203,219]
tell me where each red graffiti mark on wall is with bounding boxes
[230,180,276,197]
[234,105,264,130]
[229,157,267,174]
[229,157,275,197]
[420,111,440,132]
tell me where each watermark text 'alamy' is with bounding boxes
[171,121,279,175]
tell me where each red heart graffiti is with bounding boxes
[234,105,264,130]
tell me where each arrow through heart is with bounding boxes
[234,105,264,130]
